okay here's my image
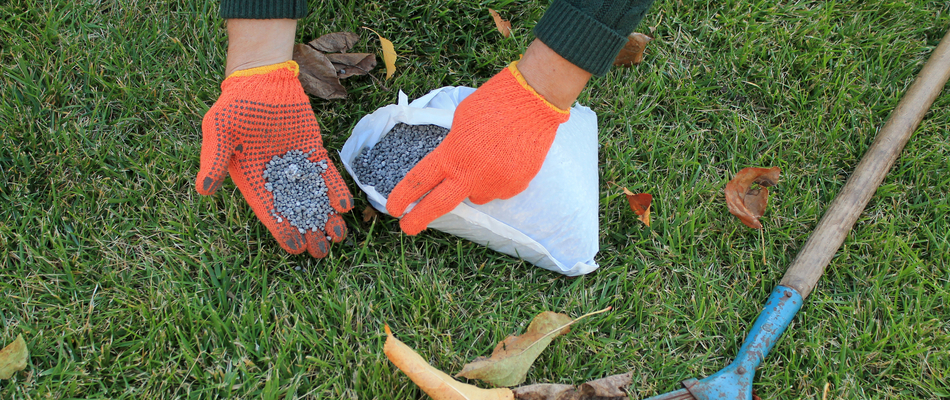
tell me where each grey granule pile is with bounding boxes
[263,149,332,234]
[353,123,450,197]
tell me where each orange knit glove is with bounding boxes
[386,61,570,235]
[196,61,353,257]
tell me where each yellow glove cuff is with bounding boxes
[227,60,300,79]
[507,61,570,115]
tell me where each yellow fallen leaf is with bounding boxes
[0,334,28,379]
[488,9,511,38]
[384,325,513,400]
[364,27,397,79]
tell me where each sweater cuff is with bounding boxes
[220,0,308,19]
[533,0,629,76]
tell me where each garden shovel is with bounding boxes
[644,25,950,400]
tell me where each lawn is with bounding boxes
[1,0,948,399]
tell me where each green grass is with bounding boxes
[1,0,948,398]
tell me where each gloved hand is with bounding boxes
[386,61,570,235]
[196,61,353,257]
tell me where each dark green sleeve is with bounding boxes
[533,0,656,76]
[220,0,308,19]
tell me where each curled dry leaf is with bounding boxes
[364,27,397,79]
[308,31,360,53]
[325,53,377,79]
[293,32,377,99]
[488,9,512,38]
[457,308,611,387]
[613,33,653,67]
[510,372,631,400]
[623,188,652,227]
[511,384,575,400]
[0,334,28,380]
[725,166,781,229]
[384,325,514,400]
[293,43,348,100]
[575,372,632,399]
[362,205,379,222]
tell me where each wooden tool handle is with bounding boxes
[780,27,950,299]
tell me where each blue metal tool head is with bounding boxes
[643,286,804,400]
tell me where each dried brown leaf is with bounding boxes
[613,33,653,67]
[0,334,28,380]
[576,372,632,399]
[510,372,630,400]
[623,188,652,227]
[362,205,379,222]
[293,43,347,100]
[488,9,512,38]
[384,325,514,400]
[512,384,577,400]
[308,31,360,53]
[725,167,781,229]
[325,53,377,79]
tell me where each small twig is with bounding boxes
[84,283,99,336]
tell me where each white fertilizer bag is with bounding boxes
[340,87,599,276]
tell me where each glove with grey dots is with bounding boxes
[196,61,353,258]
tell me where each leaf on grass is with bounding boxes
[510,372,631,400]
[575,372,632,399]
[456,312,569,387]
[362,205,379,222]
[623,188,652,227]
[308,32,360,53]
[511,384,575,400]
[384,325,514,400]
[725,166,781,229]
[293,43,348,100]
[613,33,653,67]
[325,53,377,79]
[488,9,512,38]
[457,308,611,387]
[364,27,397,79]
[0,334,28,380]
[293,32,376,98]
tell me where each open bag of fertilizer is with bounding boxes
[340,87,599,276]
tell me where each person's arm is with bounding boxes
[218,0,305,75]
[224,19,297,76]
[517,39,592,110]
